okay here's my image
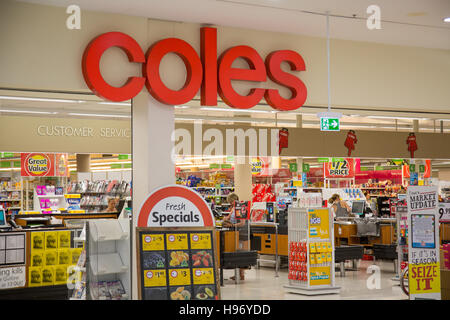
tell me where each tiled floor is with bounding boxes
[220,259,407,300]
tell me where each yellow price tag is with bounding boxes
[190,233,212,250]
[143,269,167,287]
[65,194,81,199]
[68,210,85,214]
[168,268,191,286]
[193,268,215,285]
[142,234,165,251]
[166,234,188,250]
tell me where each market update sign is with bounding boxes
[407,186,441,300]
[137,185,215,227]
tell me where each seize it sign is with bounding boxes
[82,27,307,110]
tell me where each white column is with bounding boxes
[131,91,175,299]
[234,157,252,202]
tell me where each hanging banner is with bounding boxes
[407,186,441,300]
[137,185,215,227]
[21,153,55,177]
[55,153,70,177]
[251,157,269,176]
[323,158,355,178]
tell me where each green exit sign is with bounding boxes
[320,118,340,131]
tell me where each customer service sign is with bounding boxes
[407,186,441,300]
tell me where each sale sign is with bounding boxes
[439,203,450,222]
[323,158,355,178]
[407,186,441,300]
[308,208,330,240]
[21,153,55,177]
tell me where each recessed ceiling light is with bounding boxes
[444,17,450,23]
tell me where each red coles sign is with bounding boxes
[82,28,307,110]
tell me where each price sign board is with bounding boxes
[407,186,441,300]
[137,227,220,300]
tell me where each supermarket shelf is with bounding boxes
[35,195,65,198]
[89,219,129,242]
[0,199,21,201]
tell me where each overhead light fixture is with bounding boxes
[0,168,21,172]
[98,101,131,106]
[200,107,274,114]
[0,109,58,115]
[174,105,189,109]
[68,113,131,118]
[367,115,428,120]
[444,17,450,23]
[0,96,79,103]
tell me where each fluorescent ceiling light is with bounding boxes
[200,107,275,114]
[0,168,20,172]
[98,101,131,106]
[68,113,131,118]
[174,105,189,109]
[367,116,428,120]
[68,161,132,167]
[176,164,210,169]
[0,96,79,103]
[444,17,450,23]
[1,109,58,115]
[91,168,132,172]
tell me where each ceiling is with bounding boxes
[19,0,450,49]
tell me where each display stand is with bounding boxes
[284,207,340,295]
[86,218,131,300]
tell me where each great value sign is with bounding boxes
[0,266,26,289]
[82,28,307,110]
[137,185,215,227]
[20,153,69,177]
[323,158,355,178]
[407,186,441,300]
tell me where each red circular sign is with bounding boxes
[137,185,214,227]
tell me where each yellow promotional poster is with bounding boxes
[168,268,191,286]
[408,262,441,295]
[71,248,83,265]
[308,209,330,240]
[190,233,212,250]
[67,265,82,285]
[166,233,188,250]
[31,252,44,267]
[44,250,58,266]
[142,234,165,251]
[58,231,71,249]
[144,269,167,287]
[41,267,54,286]
[309,266,332,286]
[45,231,58,250]
[193,268,215,285]
[58,249,71,265]
[54,265,68,285]
[31,232,45,251]
[28,267,42,287]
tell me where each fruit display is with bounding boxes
[170,286,192,300]
[192,250,213,267]
[194,285,215,300]
[169,251,189,267]
[143,252,165,269]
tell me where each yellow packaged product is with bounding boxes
[309,243,316,253]
[30,252,44,267]
[310,254,316,265]
[44,250,58,266]
[31,232,45,251]
[41,266,55,286]
[28,267,42,287]
[327,242,333,252]
[45,231,58,250]
[54,265,68,285]
[58,230,71,248]
[315,254,323,264]
[58,249,71,265]
[326,252,332,262]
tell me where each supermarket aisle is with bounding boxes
[220,260,406,300]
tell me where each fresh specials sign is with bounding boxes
[137,185,215,227]
[407,186,441,300]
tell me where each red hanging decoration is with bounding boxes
[344,130,357,156]
[279,128,289,154]
[407,132,418,158]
